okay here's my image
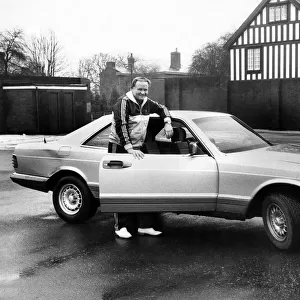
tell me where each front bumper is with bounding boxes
[10,172,49,193]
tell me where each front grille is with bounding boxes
[12,154,18,169]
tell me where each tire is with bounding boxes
[52,175,97,224]
[262,193,300,250]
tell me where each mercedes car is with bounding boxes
[10,110,300,251]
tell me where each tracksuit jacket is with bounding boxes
[109,91,171,151]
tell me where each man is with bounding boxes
[108,76,173,239]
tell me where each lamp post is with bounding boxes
[127,53,135,83]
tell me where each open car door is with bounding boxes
[98,117,219,213]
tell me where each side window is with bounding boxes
[269,4,288,23]
[83,125,111,148]
[247,48,261,72]
[145,118,205,155]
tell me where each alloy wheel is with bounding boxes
[266,203,288,242]
[58,183,83,215]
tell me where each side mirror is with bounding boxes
[188,142,199,156]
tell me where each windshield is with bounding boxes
[193,116,270,153]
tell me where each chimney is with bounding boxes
[170,48,181,71]
[127,53,135,68]
[106,61,116,69]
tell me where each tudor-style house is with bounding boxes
[225,0,300,81]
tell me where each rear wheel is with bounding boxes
[262,193,300,250]
[53,176,97,224]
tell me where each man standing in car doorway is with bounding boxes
[108,76,174,239]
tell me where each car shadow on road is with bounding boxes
[160,213,272,251]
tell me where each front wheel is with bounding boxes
[262,193,300,250]
[53,176,97,224]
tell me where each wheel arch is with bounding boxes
[246,182,300,218]
[47,168,88,191]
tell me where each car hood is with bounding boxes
[228,144,300,162]
[257,144,300,164]
[221,144,300,180]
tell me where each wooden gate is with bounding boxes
[38,90,74,134]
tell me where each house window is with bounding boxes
[269,4,288,22]
[247,48,261,71]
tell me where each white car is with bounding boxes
[11,110,300,251]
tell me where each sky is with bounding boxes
[1,0,262,73]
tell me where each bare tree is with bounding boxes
[79,52,162,116]
[116,53,161,76]
[24,35,46,75]
[78,53,117,117]
[0,28,26,76]
[189,32,232,77]
[79,52,162,94]
[25,31,66,76]
[134,61,160,76]
[78,53,116,93]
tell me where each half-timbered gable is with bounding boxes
[225,0,300,81]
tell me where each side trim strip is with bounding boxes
[100,193,217,200]
[10,172,48,182]
[218,194,250,201]
[218,194,250,206]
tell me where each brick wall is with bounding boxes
[5,89,37,133]
[165,77,228,112]
[228,79,300,130]
[164,79,181,109]
[228,80,280,129]
[3,89,92,134]
[74,90,91,128]
[0,76,92,134]
[280,79,300,130]
[162,77,300,130]
[97,73,300,131]
[149,79,165,105]
[5,75,300,132]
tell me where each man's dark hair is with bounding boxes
[131,77,151,88]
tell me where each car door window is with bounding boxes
[145,118,206,155]
[83,118,207,154]
[83,125,111,148]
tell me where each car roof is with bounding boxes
[60,114,112,145]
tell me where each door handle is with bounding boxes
[103,160,132,169]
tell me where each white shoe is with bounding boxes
[138,228,162,236]
[115,227,132,239]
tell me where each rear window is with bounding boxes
[83,125,111,148]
